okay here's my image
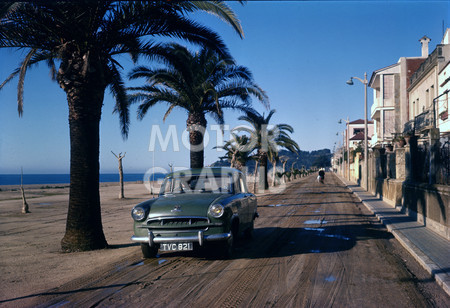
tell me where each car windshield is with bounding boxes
[160,173,234,195]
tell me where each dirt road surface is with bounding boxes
[1,174,449,307]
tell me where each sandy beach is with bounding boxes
[0,182,158,306]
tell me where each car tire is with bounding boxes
[219,228,235,259]
[243,219,254,239]
[141,243,158,258]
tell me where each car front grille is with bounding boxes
[145,216,210,232]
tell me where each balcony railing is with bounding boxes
[404,106,436,134]
[403,120,414,134]
[410,45,442,87]
[415,108,435,132]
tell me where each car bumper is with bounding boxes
[131,230,231,247]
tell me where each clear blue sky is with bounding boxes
[0,1,449,174]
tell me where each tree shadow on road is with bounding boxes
[234,222,393,259]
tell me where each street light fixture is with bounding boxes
[346,72,368,190]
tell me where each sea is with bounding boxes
[0,173,166,186]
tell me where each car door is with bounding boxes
[236,174,252,225]
[229,174,245,225]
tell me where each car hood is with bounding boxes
[148,193,227,218]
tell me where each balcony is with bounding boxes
[404,106,436,134]
[415,108,435,132]
[371,103,381,119]
[403,120,414,134]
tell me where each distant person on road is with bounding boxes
[318,169,325,183]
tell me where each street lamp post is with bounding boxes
[346,72,368,190]
[339,118,350,181]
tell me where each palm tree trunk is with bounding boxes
[272,159,277,187]
[253,160,259,193]
[258,151,269,190]
[60,60,108,251]
[187,112,207,169]
[118,157,124,199]
[282,161,287,183]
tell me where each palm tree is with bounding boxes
[0,2,244,252]
[269,151,280,187]
[280,155,290,183]
[128,43,269,168]
[237,109,300,190]
[215,132,254,171]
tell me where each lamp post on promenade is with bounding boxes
[346,72,368,190]
[338,118,350,180]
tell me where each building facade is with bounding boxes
[406,29,450,140]
[347,119,374,149]
[369,37,427,148]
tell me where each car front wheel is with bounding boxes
[219,225,237,259]
[243,219,254,239]
[141,243,158,258]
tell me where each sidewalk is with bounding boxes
[337,175,450,297]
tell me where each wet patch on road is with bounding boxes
[304,219,328,225]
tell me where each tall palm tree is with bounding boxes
[0,2,244,252]
[237,109,300,190]
[128,43,269,168]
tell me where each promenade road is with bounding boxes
[1,173,449,307]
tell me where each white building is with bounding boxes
[369,37,427,148]
[436,44,450,137]
[347,119,374,149]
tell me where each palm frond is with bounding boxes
[163,104,176,122]
[109,63,130,138]
[187,1,244,38]
[17,48,36,116]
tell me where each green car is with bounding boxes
[131,167,258,258]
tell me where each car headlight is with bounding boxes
[131,206,147,221]
[208,204,224,218]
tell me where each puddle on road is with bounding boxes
[267,204,286,207]
[325,275,337,282]
[129,258,167,268]
[321,234,351,241]
[304,227,325,233]
[131,261,145,267]
[304,220,328,225]
[47,300,70,308]
[303,227,351,241]
[309,250,322,253]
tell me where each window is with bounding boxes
[160,174,233,194]
[353,128,363,135]
[383,75,394,102]
[239,176,247,193]
[384,110,395,138]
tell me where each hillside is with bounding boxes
[211,149,332,172]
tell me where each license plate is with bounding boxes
[160,242,193,252]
